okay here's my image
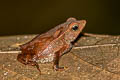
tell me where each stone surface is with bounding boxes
[0,34,120,80]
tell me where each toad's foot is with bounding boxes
[53,66,68,71]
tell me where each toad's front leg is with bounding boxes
[53,44,72,71]
[53,51,64,71]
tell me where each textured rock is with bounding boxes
[0,34,120,80]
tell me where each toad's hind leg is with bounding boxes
[29,61,41,74]
[17,53,41,74]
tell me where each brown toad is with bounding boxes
[17,17,86,74]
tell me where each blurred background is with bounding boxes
[0,0,120,36]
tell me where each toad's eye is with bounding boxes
[72,25,78,31]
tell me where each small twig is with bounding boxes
[0,43,119,54]
[83,33,111,37]
[73,43,120,49]
[0,51,21,53]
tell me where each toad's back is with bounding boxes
[20,22,69,63]
[17,17,87,73]
[20,19,70,52]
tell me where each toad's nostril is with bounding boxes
[82,20,86,24]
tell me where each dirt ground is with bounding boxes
[0,34,120,80]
